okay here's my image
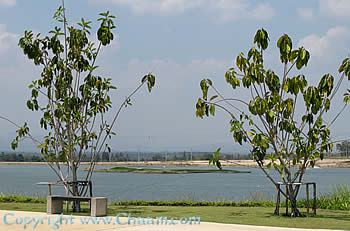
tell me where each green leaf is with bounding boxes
[277,34,292,63]
[209,148,222,170]
[344,90,350,104]
[236,53,247,72]
[209,95,218,101]
[26,100,33,110]
[295,47,310,70]
[209,104,215,116]
[265,70,280,93]
[200,79,209,100]
[11,140,18,150]
[225,68,240,89]
[253,28,269,50]
[338,57,350,80]
[318,74,334,97]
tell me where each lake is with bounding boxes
[0,165,350,201]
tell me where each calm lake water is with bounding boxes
[0,165,350,201]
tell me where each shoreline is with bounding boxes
[0,159,350,168]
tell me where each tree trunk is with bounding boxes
[288,185,302,217]
[71,164,81,212]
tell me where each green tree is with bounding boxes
[101,152,110,162]
[196,28,349,217]
[336,140,350,157]
[12,1,155,212]
[17,154,24,162]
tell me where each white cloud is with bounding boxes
[0,24,18,53]
[297,8,314,20]
[320,0,350,18]
[212,1,274,22]
[298,1,350,21]
[0,0,15,7]
[91,0,274,21]
[94,0,201,15]
[250,3,275,20]
[298,26,350,58]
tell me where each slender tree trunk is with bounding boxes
[71,164,81,212]
[288,185,302,217]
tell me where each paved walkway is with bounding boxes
[0,210,343,231]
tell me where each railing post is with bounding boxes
[89,181,93,197]
[285,184,289,216]
[306,183,310,214]
[313,183,317,215]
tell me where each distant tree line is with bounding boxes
[0,151,251,162]
[335,141,350,158]
[0,152,43,162]
[2,149,348,162]
[78,151,251,162]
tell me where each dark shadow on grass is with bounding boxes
[229,212,247,216]
[151,210,168,213]
[267,210,350,223]
[314,214,350,222]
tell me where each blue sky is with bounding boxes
[0,0,349,152]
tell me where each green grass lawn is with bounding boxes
[1,202,349,230]
[93,166,251,174]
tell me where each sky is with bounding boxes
[0,0,349,153]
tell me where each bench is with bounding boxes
[47,195,107,217]
[37,181,93,197]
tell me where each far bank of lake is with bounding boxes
[1,158,350,168]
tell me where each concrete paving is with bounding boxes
[0,210,343,231]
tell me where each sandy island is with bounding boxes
[0,159,350,168]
